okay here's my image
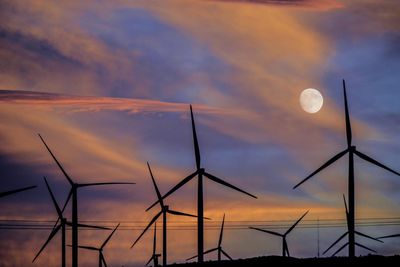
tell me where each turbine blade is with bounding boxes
[355,231,384,243]
[249,227,282,237]
[145,255,154,266]
[331,242,348,257]
[204,247,218,255]
[203,172,257,199]
[70,222,110,230]
[378,234,400,239]
[186,254,198,261]
[221,248,233,260]
[38,134,73,185]
[32,224,62,262]
[52,188,72,230]
[286,210,309,235]
[0,185,36,198]
[167,209,197,218]
[187,247,218,260]
[78,182,135,188]
[354,150,400,176]
[101,253,108,267]
[190,105,201,170]
[101,223,120,249]
[43,177,63,219]
[343,79,352,147]
[147,162,164,208]
[77,245,98,251]
[343,194,349,221]
[293,149,348,189]
[131,211,162,248]
[218,214,225,247]
[323,232,348,255]
[355,242,376,253]
[284,239,290,257]
[146,171,198,211]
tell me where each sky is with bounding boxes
[1,0,400,266]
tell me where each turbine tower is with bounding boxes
[293,80,400,257]
[187,213,232,262]
[146,105,257,263]
[249,211,309,257]
[38,134,135,267]
[131,162,198,266]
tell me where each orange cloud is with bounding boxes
[0,90,228,115]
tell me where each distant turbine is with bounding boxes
[323,194,382,257]
[146,105,257,263]
[146,223,161,267]
[0,185,36,198]
[249,211,309,257]
[131,162,198,266]
[33,177,109,267]
[38,134,135,267]
[75,223,120,267]
[187,214,232,262]
[293,80,400,257]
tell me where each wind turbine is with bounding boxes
[131,162,198,266]
[146,105,257,263]
[38,134,135,267]
[249,211,309,257]
[74,223,120,267]
[33,177,109,267]
[0,185,36,198]
[187,213,232,262]
[293,80,400,257]
[146,223,161,267]
[323,194,382,257]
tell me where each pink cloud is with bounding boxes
[0,90,228,115]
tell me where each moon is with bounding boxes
[300,88,323,113]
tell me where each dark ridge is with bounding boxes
[170,255,400,267]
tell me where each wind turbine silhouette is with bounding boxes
[187,213,232,262]
[33,177,109,267]
[146,105,257,263]
[323,194,382,257]
[293,80,400,257]
[131,162,198,266]
[249,211,309,257]
[73,223,120,267]
[0,185,36,198]
[146,223,161,267]
[38,134,135,267]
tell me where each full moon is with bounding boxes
[300,88,323,113]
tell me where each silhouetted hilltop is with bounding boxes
[170,255,400,267]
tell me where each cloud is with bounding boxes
[0,89,227,115]
[204,0,343,10]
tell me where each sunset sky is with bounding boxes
[1,0,400,266]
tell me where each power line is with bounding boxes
[1,217,400,231]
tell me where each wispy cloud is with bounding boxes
[0,90,227,115]
[205,0,343,10]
